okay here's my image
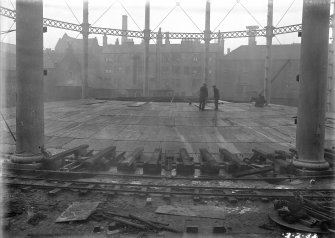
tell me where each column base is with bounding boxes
[293,167,334,177]
[3,161,42,170]
[10,153,44,164]
[292,159,329,171]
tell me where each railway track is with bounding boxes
[4,173,335,200]
[5,168,335,181]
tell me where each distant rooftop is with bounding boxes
[225,44,301,60]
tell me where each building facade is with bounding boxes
[2,31,334,112]
[102,36,224,97]
[218,44,301,106]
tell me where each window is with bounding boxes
[163,53,170,63]
[117,54,123,63]
[192,67,197,75]
[192,78,197,87]
[105,57,112,63]
[172,66,180,74]
[162,66,170,74]
[197,66,202,75]
[184,66,190,74]
[176,78,181,87]
[172,53,181,63]
[193,54,199,62]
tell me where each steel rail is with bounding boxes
[0,6,312,39]
[5,178,334,199]
[4,168,335,181]
[4,174,335,192]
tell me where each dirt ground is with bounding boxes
[2,182,330,238]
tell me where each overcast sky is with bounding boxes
[1,0,328,52]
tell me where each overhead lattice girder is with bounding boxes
[0,6,324,40]
[44,18,82,32]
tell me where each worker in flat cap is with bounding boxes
[213,85,220,111]
[199,83,208,111]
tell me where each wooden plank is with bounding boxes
[48,182,72,196]
[155,205,226,220]
[232,166,274,178]
[56,202,100,223]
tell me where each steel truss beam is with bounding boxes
[0,6,325,40]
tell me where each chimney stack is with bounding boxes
[157,27,163,45]
[246,25,259,46]
[165,32,170,45]
[122,15,128,44]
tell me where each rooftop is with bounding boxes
[225,44,301,60]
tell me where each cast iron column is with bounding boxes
[82,0,89,99]
[330,0,335,112]
[264,0,273,103]
[143,0,150,96]
[294,0,330,170]
[204,0,211,84]
[14,0,44,162]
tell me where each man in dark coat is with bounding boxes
[213,85,220,111]
[199,83,208,111]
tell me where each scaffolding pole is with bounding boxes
[82,0,89,99]
[204,0,211,84]
[264,0,273,104]
[143,0,150,96]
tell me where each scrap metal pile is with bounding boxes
[270,193,335,233]
[221,147,335,178]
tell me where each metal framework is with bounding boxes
[0,5,306,40]
[44,18,82,32]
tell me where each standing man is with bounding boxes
[213,85,220,111]
[199,83,208,111]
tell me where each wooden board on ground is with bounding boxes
[56,202,100,223]
[155,205,226,220]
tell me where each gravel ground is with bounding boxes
[2,183,324,238]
